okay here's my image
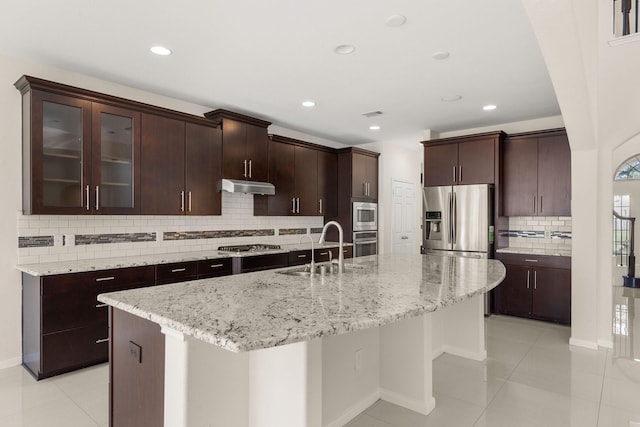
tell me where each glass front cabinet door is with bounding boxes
[24,89,140,215]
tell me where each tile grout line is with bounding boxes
[50,379,101,427]
[470,323,545,426]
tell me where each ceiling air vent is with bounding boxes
[362,111,383,118]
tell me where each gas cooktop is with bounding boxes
[217,244,282,253]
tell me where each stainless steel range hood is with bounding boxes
[220,178,275,195]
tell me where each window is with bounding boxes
[614,195,630,265]
[615,155,640,181]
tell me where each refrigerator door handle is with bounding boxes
[453,191,457,244]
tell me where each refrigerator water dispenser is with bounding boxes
[425,211,442,242]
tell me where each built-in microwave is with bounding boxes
[352,202,377,231]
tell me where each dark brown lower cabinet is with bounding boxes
[493,253,571,324]
[110,307,164,427]
[22,266,155,380]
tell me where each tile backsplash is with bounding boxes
[17,192,324,264]
[501,216,572,254]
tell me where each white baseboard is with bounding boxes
[324,390,381,427]
[441,344,487,362]
[432,346,444,360]
[0,357,22,370]
[379,388,436,416]
[597,339,614,349]
[569,337,598,350]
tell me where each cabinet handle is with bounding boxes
[95,276,115,282]
[453,166,457,183]
[367,183,370,196]
[292,198,296,213]
[526,270,530,289]
[249,160,252,178]
[297,254,307,258]
[320,251,329,256]
[540,196,543,213]
[533,195,536,214]
[188,191,192,212]
[524,259,539,263]
[95,338,109,344]
[297,197,300,214]
[181,191,185,212]
[95,303,108,308]
[86,185,90,211]
[534,270,537,290]
[243,159,248,178]
[459,165,462,182]
[319,198,323,214]
[171,268,186,273]
[401,236,409,240]
[210,263,224,268]
[363,182,367,196]
[95,185,100,211]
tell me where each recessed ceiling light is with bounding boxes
[301,101,316,108]
[334,44,356,55]
[150,46,172,56]
[441,95,462,102]
[386,15,407,27]
[483,104,497,111]
[369,125,381,131]
[432,51,450,60]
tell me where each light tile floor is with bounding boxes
[347,314,640,427]
[1,315,639,426]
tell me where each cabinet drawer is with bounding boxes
[314,246,353,262]
[289,250,312,266]
[156,262,198,285]
[42,266,155,296]
[240,253,289,273]
[197,258,233,279]
[41,323,109,376]
[495,253,570,269]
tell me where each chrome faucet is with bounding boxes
[299,234,315,276]
[318,221,344,273]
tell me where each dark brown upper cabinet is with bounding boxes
[254,135,336,216]
[141,114,222,215]
[16,77,142,214]
[204,109,271,182]
[502,129,571,216]
[317,149,338,217]
[351,151,379,201]
[16,76,224,216]
[421,131,505,187]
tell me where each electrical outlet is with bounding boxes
[354,349,363,371]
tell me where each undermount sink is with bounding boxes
[276,263,365,277]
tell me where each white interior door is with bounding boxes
[391,180,417,254]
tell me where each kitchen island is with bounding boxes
[98,253,505,427]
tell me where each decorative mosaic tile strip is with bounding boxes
[501,230,545,238]
[310,227,324,234]
[499,230,572,240]
[279,228,307,236]
[19,235,54,248]
[163,229,275,241]
[75,233,156,245]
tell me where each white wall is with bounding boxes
[520,0,640,348]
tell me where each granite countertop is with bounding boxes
[496,247,571,257]
[98,253,506,353]
[16,242,352,276]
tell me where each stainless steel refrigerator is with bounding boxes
[422,184,494,257]
[422,184,494,314]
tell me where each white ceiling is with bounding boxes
[0,0,560,145]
